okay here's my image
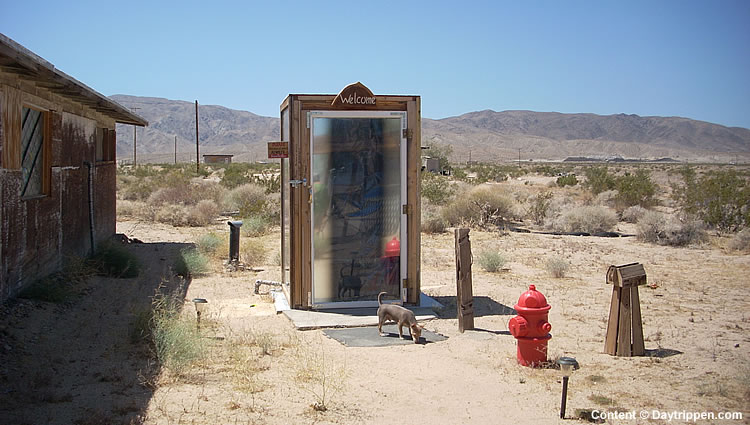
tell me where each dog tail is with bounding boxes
[377,291,387,306]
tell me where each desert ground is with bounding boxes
[1,170,749,425]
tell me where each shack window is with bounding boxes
[96,127,115,162]
[21,106,47,197]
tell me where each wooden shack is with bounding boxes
[279,82,421,309]
[0,34,147,301]
[203,154,233,164]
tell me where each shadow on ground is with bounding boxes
[430,295,516,319]
[0,240,192,425]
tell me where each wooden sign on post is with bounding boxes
[267,141,289,159]
[455,228,474,332]
[604,263,647,357]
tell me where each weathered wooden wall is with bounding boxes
[0,73,118,301]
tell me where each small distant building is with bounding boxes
[203,154,233,164]
[422,157,440,173]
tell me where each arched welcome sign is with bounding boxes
[279,83,421,309]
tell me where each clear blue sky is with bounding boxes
[2,0,749,128]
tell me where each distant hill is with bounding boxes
[111,95,278,163]
[110,96,750,164]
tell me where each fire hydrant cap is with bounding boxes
[384,237,400,257]
[516,284,549,309]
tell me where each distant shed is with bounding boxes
[0,33,147,301]
[203,154,233,164]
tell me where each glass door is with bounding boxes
[309,111,406,308]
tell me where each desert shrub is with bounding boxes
[155,204,190,226]
[116,200,140,218]
[546,257,570,278]
[240,238,267,267]
[196,233,223,255]
[92,241,140,278]
[727,228,750,252]
[421,172,456,204]
[226,183,266,217]
[548,205,618,234]
[422,213,448,234]
[556,174,578,187]
[672,167,750,231]
[614,169,657,209]
[175,248,209,277]
[263,193,281,223]
[441,185,514,229]
[251,170,282,194]
[150,292,205,375]
[186,199,219,226]
[621,205,646,223]
[595,190,618,207]
[220,164,251,189]
[584,166,616,195]
[476,250,506,272]
[242,215,272,237]
[18,276,73,303]
[528,191,553,225]
[636,210,707,246]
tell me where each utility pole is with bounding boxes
[131,107,141,166]
[174,136,177,164]
[518,148,521,169]
[195,100,199,174]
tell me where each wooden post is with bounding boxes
[195,100,199,174]
[455,228,474,332]
[604,263,647,356]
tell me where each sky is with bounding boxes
[1,0,749,128]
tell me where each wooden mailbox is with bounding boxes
[278,83,421,309]
[604,263,647,356]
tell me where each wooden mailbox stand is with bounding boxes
[604,263,647,357]
[455,228,474,332]
[278,83,421,309]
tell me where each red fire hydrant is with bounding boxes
[508,284,552,366]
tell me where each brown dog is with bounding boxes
[377,292,423,343]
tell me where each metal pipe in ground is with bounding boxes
[228,221,243,263]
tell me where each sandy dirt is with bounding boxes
[1,216,749,425]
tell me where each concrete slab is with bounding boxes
[323,324,447,347]
[276,291,442,330]
[283,307,437,330]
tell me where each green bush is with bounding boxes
[636,211,707,246]
[528,191,553,225]
[196,233,223,255]
[18,277,73,303]
[441,186,515,229]
[150,292,205,375]
[614,169,657,209]
[226,183,267,217]
[242,216,273,237]
[175,248,209,277]
[476,250,506,272]
[549,205,618,234]
[421,172,456,205]
[556,174,578,187]
[92,241,140,278]
[584,166,616,195]
[672,167,750,231]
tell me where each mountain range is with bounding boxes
[110,95,750,164]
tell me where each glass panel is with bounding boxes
[311,117,402,304]
[21,107,44,197]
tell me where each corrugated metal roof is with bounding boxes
[0,33,148,127]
